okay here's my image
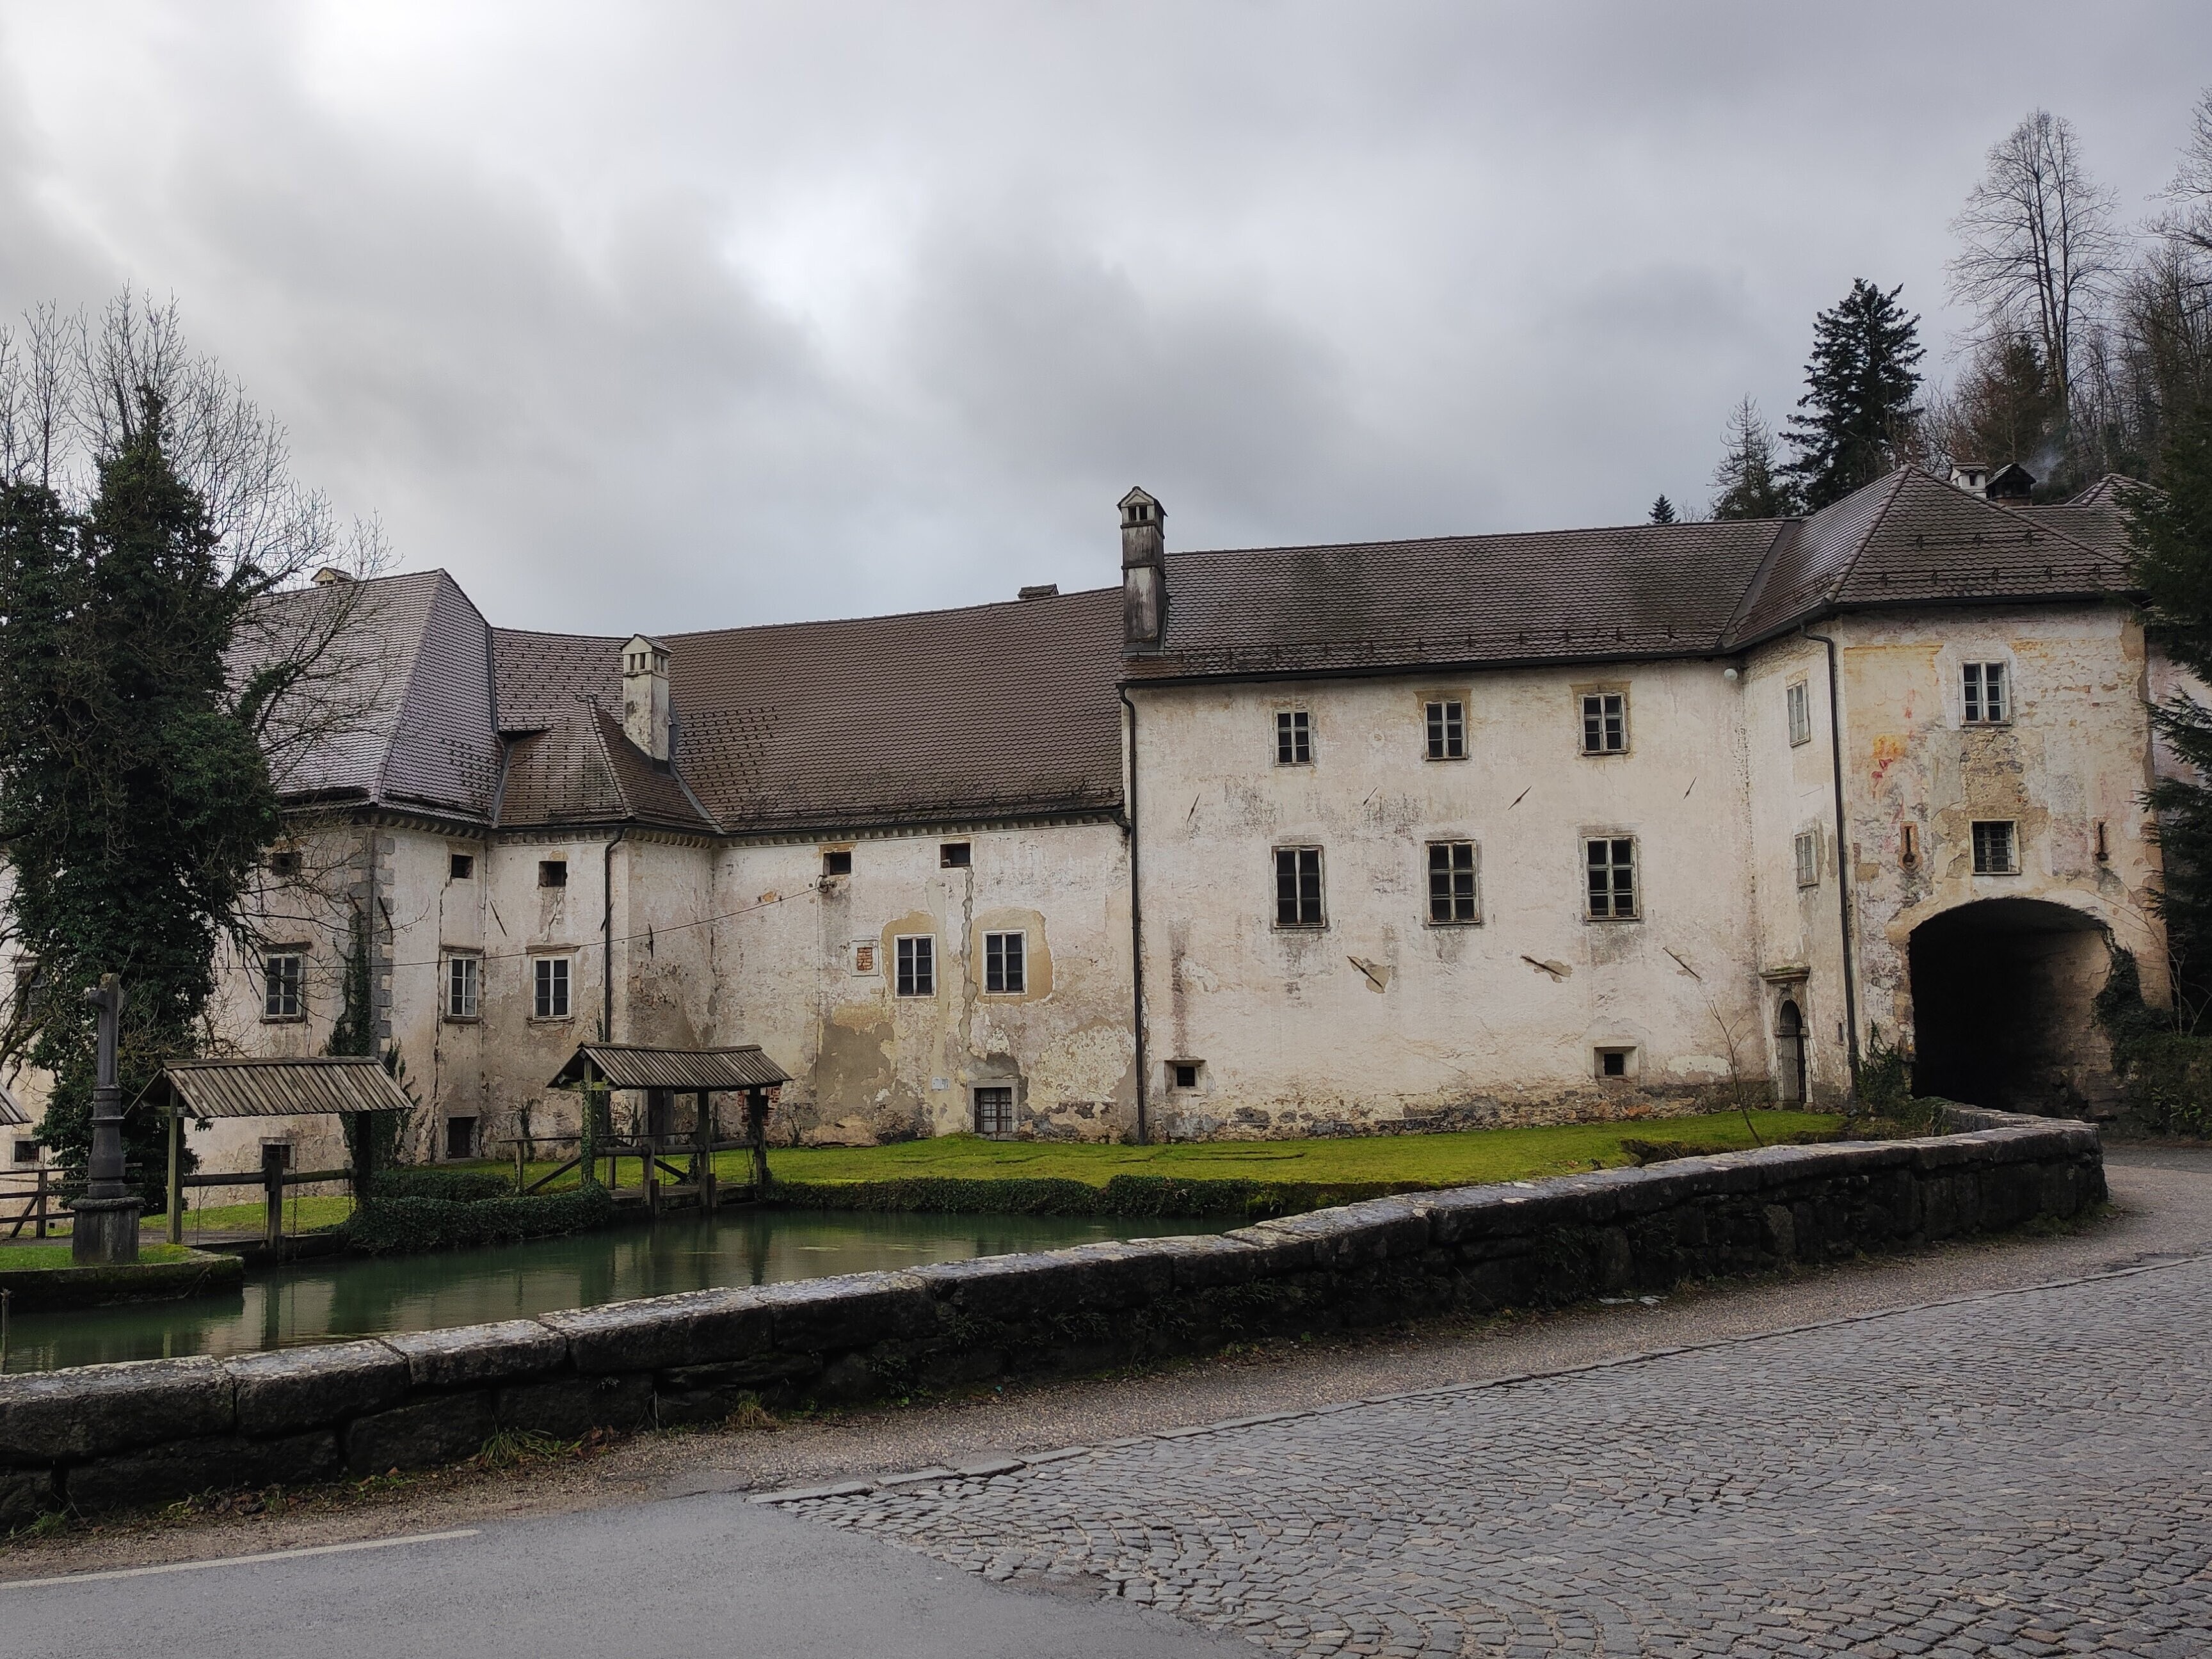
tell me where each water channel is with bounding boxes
[1,1208,1226,1374]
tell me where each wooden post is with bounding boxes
[645,1126,661,1217]
[696,1090,716,1214]
[262,1142,288,1253]
[166,1105,183,1246]
[513,1138,525,1195]
[34,1167,47,1240]
[349,1109,376,1206]
[747,1087,769,1196]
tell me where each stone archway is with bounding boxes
[1907,897,2115,1117]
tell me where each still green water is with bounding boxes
[0,1208,1225,1375]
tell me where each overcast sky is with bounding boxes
[2,3,2208,634]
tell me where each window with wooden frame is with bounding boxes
[1962,661,2010,725]
[1583,837,1638,919]
[445,954,480,1020]
[974,1086,1015,1139]
[895,934,935,997]
[984,931,1026,995]
[262,949,305,1021]
[1580,690,1628,755]
[1971,821,2019,875]
[532,955,572,1019]
[1274,847,1325,927]
[1786,681,1811,746]
[1793,830,1820,888]
[1426,840,1480,924]
[1425,700,1466,760]
[1275,709,1312,765]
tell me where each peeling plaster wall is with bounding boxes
[705,824,1135,1146]
[1132,663,1765,1137]
[1820,605,2165,1112]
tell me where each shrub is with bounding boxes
[2095,945,2212,1135]
[369,1167,511,1204]
[341,1186,617,1254]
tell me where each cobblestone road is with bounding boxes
[778,1259,2212,1657]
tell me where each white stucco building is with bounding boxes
[4,463,2172,1173]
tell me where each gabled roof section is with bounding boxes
[1721,468,2131,650]
[495,701,713,831]
[249,570,499,821]
[1123,520,1787,682]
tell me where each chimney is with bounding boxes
[620,634,672,762]
[1949,460,1991,498]
[1119,486,1165,653]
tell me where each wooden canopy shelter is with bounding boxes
[156,1055,413,1246]
[546,1043,790,1214]
[0,1080,29,1128]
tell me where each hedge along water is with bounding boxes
[1,1206,1230,1374]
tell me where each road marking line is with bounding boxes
[0,1527,481,1589]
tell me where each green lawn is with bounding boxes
[461,1108,1839,1197]
[159,1194,357,1235]
[0,1242,204,1271]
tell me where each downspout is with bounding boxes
[1118,685,1148,1144]
[1800,627,1862,1094]
[602,828,627,1043]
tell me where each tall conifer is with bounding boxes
[1785,280,1927,509]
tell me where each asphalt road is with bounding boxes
[5,1144,2209,1657]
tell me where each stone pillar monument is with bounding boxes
[71,974,140,1265]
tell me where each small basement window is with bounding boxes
[538,859,567,888]
[449,853,476,881]
[1971,821,2019,875]
[1275,709,1312,765]
[822,848,853,878]
[444,1117,478,1160]
[1171,1061,1201,1090]
[940,841,972,869]
[1425,700,1465,760]
[974,1086,1015,1139]
[1962,661,2009,725]
[1596,1047,1635,1079]
[1580,691,1628,755]
[1786,682,1811,747]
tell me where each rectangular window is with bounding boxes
[1963,661,2009,725]
[449,853,475,881]
[1580,691,1627,755]
[533,955,572,1019]
[1427,840,1480,924]
[984,931,1026,994]
[1171,1061,1201,1089]
[940,842,971,869]
[1786,682,1811,746]
[974,1086,1014,1139]
[822,848,853,877]
[1274,846,1325,927]
[538,859,567,888]
[445,955,480,1020]
[262,950,304,1020]
[1425,700,1465,760]
[1972,821,2019,875]
[11,1140,36,1165]
[1585,838,1638,919]
[1794,831,1820,888]
[269,849,301,878]
[444,1117,477,1160]
[1596,1047,1634,1078]
[1275,709,1312,765]
[895,934,935,997]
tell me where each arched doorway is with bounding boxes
[1775,999,1807,1104]
[1907,897,2113,1116]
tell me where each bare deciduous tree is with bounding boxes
[1948,109,2125,421]
[2154,86,2212,264]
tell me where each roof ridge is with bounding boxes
[1815,468,1914,604]
[1170,517,1788,565]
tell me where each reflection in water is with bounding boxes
[3,1208,1224,1374]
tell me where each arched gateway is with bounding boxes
[1907,897,2115,1117]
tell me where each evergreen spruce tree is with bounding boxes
[0,390,280,1206]
[1710,397,1800,519]
[1784,280,1927,510]
[1648,494,1677,525]
[2129,406,2212,1008]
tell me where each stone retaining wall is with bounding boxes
[0,1110,2104,1525]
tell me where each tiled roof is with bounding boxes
[493,702,714,831]
[1130,468,2139,682]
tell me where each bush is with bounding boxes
[2094,945,2212,1135]
[342,1186,617,1254]
[369,1167,511,1204]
